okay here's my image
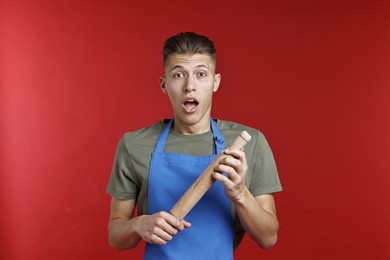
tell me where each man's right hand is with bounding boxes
[135,211,191,245]
[108,198,191,250]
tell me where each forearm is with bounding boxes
[108,216,144,250]
[233,188,279,249]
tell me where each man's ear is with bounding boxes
[160,77,167,94]
[213,73,221,92]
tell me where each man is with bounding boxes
[106,32,282,259]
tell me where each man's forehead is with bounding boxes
[165,53,215,70]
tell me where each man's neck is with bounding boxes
[172,118,211,135]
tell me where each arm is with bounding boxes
[212,149,279,249]
[108,198,140,250]
[233,192,279,249]
[108,197,191,250]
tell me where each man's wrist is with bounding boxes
[233,186,251,206]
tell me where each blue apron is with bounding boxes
[144,119,234,260]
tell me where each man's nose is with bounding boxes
[184,76,196,92]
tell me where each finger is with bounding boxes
[181,219,192,228]
[220,156,242,172]
[224,148,245,159]
[211,170,233,187]
[154,212,181,234]
[214,163,236,178]
[215,160,242,183]
[165,214,186,231]
[150,227,174,244]
[155,221,178,238]
[222,151,248,174]
[147,234,167,245]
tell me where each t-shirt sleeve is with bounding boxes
[106,137,138,200]
[249,131,282,196]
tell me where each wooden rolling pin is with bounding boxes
[170,131,252,220]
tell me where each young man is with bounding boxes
[106,32,282,259]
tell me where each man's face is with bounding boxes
[160,53,221,134]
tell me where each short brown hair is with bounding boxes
[163,32,216,67]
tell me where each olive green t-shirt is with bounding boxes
[106,119,282,249]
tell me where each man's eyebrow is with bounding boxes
[171,65,184,70]
[171,64,209,70]
[195,64,209,69]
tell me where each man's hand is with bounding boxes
[108,198,191,250]
[211,148,279,249]
[135,212,191,245]
[211,148,248,203]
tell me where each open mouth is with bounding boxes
[182,99,199,113]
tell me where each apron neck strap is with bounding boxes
[154,118,225,154]
[211,118,225,154]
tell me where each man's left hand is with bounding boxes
[212,148,248,203]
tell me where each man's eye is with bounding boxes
[174,73,184,78]
[198,72,207,77]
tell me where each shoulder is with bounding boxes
[123,120,164,140]
[120,120,167,151]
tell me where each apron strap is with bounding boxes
[210,118,224,154]
[154,119,173,153]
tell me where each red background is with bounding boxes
[1,0,389,259]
